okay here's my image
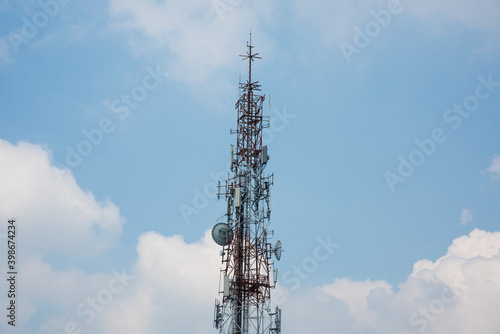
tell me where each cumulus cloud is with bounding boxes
[0,139,123,256]
[294,228,500,334]
[5,221,500,333]
[93,230,221,334]
[4,257,121,332]
[459,208,473,225]
[75,228,500,334]
[320,278,392,327]
[3,138,500,333]
[0,138,128,334]
[28,230,221,334]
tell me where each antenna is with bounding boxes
[273,240,282,261]
[268,93,271,129]
[212,222,233,246]
[212,36,281,334]
[230,145,234,170]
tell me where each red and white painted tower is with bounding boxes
[212,36,282,334]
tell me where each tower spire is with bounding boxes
[212,38,282,334]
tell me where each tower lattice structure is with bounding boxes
[212,37,282,334]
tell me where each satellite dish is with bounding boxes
[273,240,282,261]
[212,223,233,246]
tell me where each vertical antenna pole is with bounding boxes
[212,34,281,334]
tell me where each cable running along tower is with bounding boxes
[212,37,282,334]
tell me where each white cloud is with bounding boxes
[5,221,500,333]
[9,256,117,330]
[444,228,500,259]
[107,0,276,108]
[280,228,500,334]
[81,228,500,333]
[459,208,473,225]
[33,230,221,334]
[3,138,500,333]
[93,230,221,334]
[0,139,123,256]
[320,278,392,327]
[486,155,500,180]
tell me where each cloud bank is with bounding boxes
[2,139,500,333]
[0,139,123,256]
[280,229,500,334]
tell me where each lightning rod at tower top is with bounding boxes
[211,34,282,334]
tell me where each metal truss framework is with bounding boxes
[213,37,281,334]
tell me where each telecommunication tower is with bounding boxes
[212,36,282,334]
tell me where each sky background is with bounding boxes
[1,0,500,333]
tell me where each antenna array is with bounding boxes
[212,36,282,334]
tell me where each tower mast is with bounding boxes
[212,36,282,334]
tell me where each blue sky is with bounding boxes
[1,0,500,333]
